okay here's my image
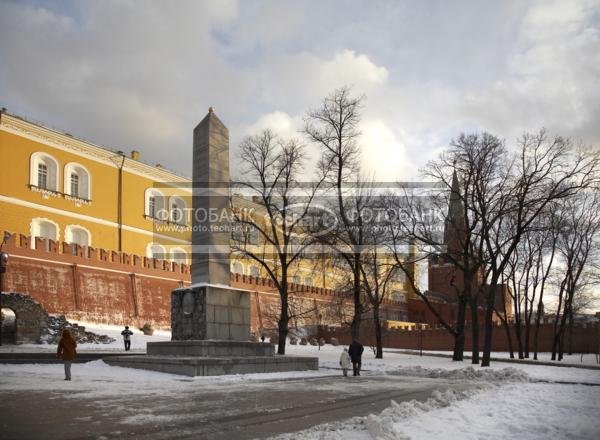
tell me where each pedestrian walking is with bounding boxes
[56,329,77,381]
[339,347,352,377]
[348,339,364,376]
[121,325,133,351]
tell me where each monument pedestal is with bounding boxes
[171,284,251,341]
[104,285,319,376]
[104,339,318,377]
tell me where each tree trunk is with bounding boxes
[558,331,565,361]
[502,316,514,359]
[277,282,289,355]
[350,255,362,341]
[511,292,523,359]
[374,305,383,359]
[533,300,544,361]
[524,304,531,358]
[481,286,497,367]
[514,316,523,359]
[567,305,574,356]
[469,296,480,364]
[452,297,467,361]
[553,297,570,361]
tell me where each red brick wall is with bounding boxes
[317,320,600,353]
[2,233,407,332]
[232,273,407,334]
[4,233,594,352]
[2,233,189,329]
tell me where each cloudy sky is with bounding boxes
[1,0,599,181]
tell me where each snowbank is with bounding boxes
[386,365,530,382]
[270,382,600,440]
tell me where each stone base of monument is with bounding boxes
[103,285,318,377]
[104,340,319,377]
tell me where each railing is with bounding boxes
[28,184,92,205]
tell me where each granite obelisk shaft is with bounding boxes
[191,108,231,286]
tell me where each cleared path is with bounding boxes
[0,375,473,439]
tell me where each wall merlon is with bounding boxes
[3,230,191,277]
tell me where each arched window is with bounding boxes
[65,225,91,247]
[304,277,313,286]
[146,242,167,260]
[30,153,59,191]
[392,267,406,283]
[145,189,166,220]
[292,275,301,284]
[249,227,260,246]
[169,196,187,225]
[249,265,260,277]
[64,163,92,200]
[231,262,244,274]
[30,218,59,249]
[391,291,406,303]
[170,248,188,264]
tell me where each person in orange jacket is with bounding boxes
[57,329,77,380]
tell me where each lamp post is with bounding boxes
[109,152,126,252]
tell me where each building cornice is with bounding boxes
[1,113,192,191]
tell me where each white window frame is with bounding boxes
[146,242,167,260]
[30,217,60,249]
[231,261,244,274]
[145,188,167,220]
[169,196,188,225]
[65,224,92,247]
[170,247,188,264]
[64,162,92,200]
[30,152,60,191]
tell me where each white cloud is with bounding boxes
[0,0,598,183]
[242,111,301,140]
[360,119,415,181]
[457,0,600,143]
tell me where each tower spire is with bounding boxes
[443,169,465,252]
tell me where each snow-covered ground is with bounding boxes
[271,381,600,440]
[0,321,171,352]
[1,323,599,439]
[396,349,600,366]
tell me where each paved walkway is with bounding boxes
[0,375,473,439]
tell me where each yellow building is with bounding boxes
[0,109,192,263]
[0,109,416,301]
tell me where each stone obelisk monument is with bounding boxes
[105,109,317,376]
[170,107,249,341]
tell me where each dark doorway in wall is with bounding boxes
[1,308,16,344]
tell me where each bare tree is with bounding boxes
[388,130,598,367]
[352,183,399,359]
[386,133,502,363]
[503,207,561,359]
[304,86,366,340]
[551,191,600,360]
[476,131,599,366]
[231,130,323,354]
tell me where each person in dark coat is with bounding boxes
[57,329,77,380]
[348,339,364,376]
[121,326,133,351]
